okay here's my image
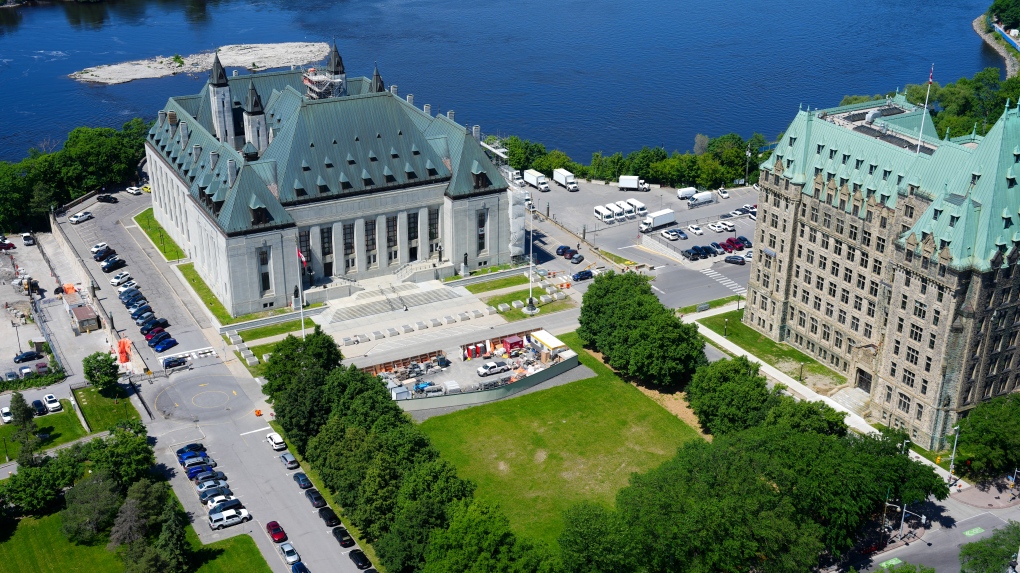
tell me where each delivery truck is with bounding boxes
[687,191,716,208]
[524,169,550,192]
[553,168,579,191]
[618,175,650,192]
[639,209,676,233]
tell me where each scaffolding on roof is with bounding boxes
[303,67,345,100]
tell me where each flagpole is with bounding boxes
[917,64,933,154]
[296,247,306,340]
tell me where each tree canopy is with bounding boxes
[960,520,1020,573]
[83,351,120,392]
[956,392,1020,478]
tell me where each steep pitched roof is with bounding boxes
[210,53,228,87]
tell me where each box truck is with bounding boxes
[639,209,676,232]
[553,168,579,191]
[618,175,650,192]
[524,169,550,192]
[687,191,716,208]
[677,187,698,200]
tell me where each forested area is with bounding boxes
[991,0,1020,30]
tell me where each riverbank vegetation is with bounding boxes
[0,118,149,231]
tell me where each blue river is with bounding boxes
[0,0,1004,162]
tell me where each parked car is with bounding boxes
[69,211,93,224]
[562,248,577,259]
[96,194,118,203]
[178,450,204,464]
[267,521,287,543]
[89,242,108,254]
[138,313,162,328]
[126,299,149,312]
[102,257,126,272]
[348,549,372,570]
[555,245,570,256]
[0,242,15,251]
[318,507,341,527]
[688,224,703,236]
[141,318,170,334]
[154,338,178,353]
[749,214,757,221]
[145,327,166,341]
[718,188,730,199]
[126,186,142,195]
[713,241,732,253]
[572,270,593,282]
[305,489,326,508]
[332,526,355,548]
[476,361,509,377]
[163,356,187,369]
[208,498,242,516]
[743,203,755,211]
[661,229,679,241]
[147,331,172,347]
[175,443,205,457]
[186,465,213,480]
[14,351,43,363]
[279,543,300,565]
[130,305,152,319]
[110,271,131,286]
[291,563,310,573]
[737,235,752,248]
[198,487,231,503]
[0,407,10,424]
[728,210,744,218]
[208,508,250,530]
[676,229,689,240]
[43,394,61,412]
[182,455,215,470]
[196,479,229,493]
[293,472,312,489]
[117,281,138,293]
[192,470,226,483]
[205,495,236,510]
[280,453,299,469]
[734,207,750,215]
[31,399,46,416]
[119,288,141,302]
[571,253,585,264]
[4,372,17,382]
[745,249,754,259]
[719,221,735,231]
[707,223,725,233]
[724,255,746,265]
[724,237,744,251]
[266,432,287,451]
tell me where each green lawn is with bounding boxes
[599,250,635,266]
[0,400,87,461]
[483,288,578,322]
[678,294,742,314]
[133,208,186,261]
[419,331,701,546]
[0,501,272,573]
[464,274,530,294]
[72,385,140,432]
[179,263,314,326]
[236,318,317,343]
[699,309,846,387]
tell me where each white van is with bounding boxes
[208,509,251,530]
[594,205,614,223]
[626,198,647,216]
[615,200,635,218]
[677,187,698,200]
[606,203,625,221]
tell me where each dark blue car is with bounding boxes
[130,305,152,320]
[154,338,178,353]
[148,331,172,347]
[185,464,212,480]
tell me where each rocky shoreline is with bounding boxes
[973,15,1019,78]
[69,42,330,85]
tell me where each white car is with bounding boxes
[688,224,704,236]
[110,271,131,286]
[205,495,235,510]
[279,543,300,565]
[89,242,108,254]
[0,407,11,424]
[719,221,735,232]
[660,229,679,241]
[707,223,725,233]
[745,249,754,259]
[749,214,757,221]
[752,183,760,192]
[117,280,138,293]
[266,432,286,451]
[126,186,142,195]
[43,394,61,412]
[728,210,744,218]
[743,204,755,211]
[69,211,93,224]
[718,189,730,199]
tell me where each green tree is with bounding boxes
[61,469,123,545]
[531,149,573,176]
[504,136,547,171]
[559,502,636,573]
[686,356,780,435]
[355,452,401,541]
[262,326,343,402]
[122,541,164,573]
[956,393,1020,477]
[153,498,189,573]
[107,498,146,549]
[961,520,1020,573]
[125,477,170,528]
[82,351,119,392]
[0,463,61,514]
[9,391,33,430]
[625,311,706,386]
[762,395,848,436]
[87,421,154,486]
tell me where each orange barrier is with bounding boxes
[117,339,132,363]
[255,409,262,417]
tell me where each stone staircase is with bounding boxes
[328,284,462,323]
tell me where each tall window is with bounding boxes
[258,248,271,295]
[428,207,439,241]
[320,226,333,257]
[365,219,376,251]
[386,216,398,248]
[343,223,354,256]
[298,230,311,262]
[477,210,487,255]
[408,212,419,242]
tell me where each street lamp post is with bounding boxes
[724,318,728,337]
[948,425,961,483]
[745,144,752,188]
[13,322,21,353]
[799,362,805,382]
[524,201,539,316]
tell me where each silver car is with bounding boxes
[279,542,300,565]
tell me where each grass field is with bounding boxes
[72,385,140,432]
[0,400,87,460]
[598,250,635,266]
[464,274,530,294]
[236,317,317,342]
[134,208,186,261]
[419,331,701,546]
[483,288,578,322]
[0,504,272,573]
[699,309,846,387]
[678,294,742,314]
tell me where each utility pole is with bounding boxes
[948,425,960,483]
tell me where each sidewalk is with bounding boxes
[0,429,109,476]
[688,302,961,487]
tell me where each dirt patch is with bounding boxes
[533,449,548,464]
[497,460,509,474]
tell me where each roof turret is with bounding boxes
[244,81,264,115]
[210,52,228,87]
[371,64,385,93]
[327,42,345,75]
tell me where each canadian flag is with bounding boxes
[297,248,307,268]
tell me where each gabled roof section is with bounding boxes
[327,42,345,75]
[210,52,228,87]
[244,81,264,115]
[422,112,507,196]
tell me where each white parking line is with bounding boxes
[239,426,272,436]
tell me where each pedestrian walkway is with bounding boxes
[699,268,747,295]
[688,301,962,487]
[0,430,109,476]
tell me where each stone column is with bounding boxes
[397,211,409,265]
[354,218,367,274]
[332,222,344,275]
[376,214,386,268]
[418,207,429,261]
[308,225,323,282]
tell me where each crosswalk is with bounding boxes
[700,268,747,295]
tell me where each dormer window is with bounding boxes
[251,206,271,225]
[949,215,959,227]
[817,144,824,154]
[855,159,863,169]
[346,153,356,165]
[829,149,837,160]
[1006,217,1014,229]
[425,160,438,177]
[339,172,353,190]
[324,157,333,168]
[301,161,310,172]
[933,209,942,221]
[368,150,378,162]
[897,175,904,185]
[883,169,890,181]
[383,166,396,184]
[971,173,981,185]
[390,147,399,159]
[404,162,417,180]
[940,239,950,250]
[362,168,374,186]
[472,171,491,189]
[788,137,796,146]
[411,144,420,156]
[869,164,876,175]
[842,154,850,165]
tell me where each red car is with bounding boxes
[144,327,165,341]
[266,521,287,543]
[725,237,744,251]
[0,242,15,251]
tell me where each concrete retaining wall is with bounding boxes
[444,266,528,288]
[395,350,579,412]
[217,305,329,335]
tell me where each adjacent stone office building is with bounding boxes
[744,93,1020,450]
[145,46,512,316]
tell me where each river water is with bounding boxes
[0,0,1004,162]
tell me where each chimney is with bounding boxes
[210,150,220,170]
[232,70,238,77]
[227,159,237,187]
[167,111,179,135]
[423,104,431,116]
[447,110,455,121]
[390,84,398,95]
[158,110,167,125]
[406,94,414,106]
[473,125,480,140]
[192,144,202,162]
[180,122,190,149]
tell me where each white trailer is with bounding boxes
[626,198,647,216]
[524,169,550,192]
[618,175,650,192]
[553,168,579,191]
[639,209,676,232]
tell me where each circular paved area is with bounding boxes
[154,364,254,424]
